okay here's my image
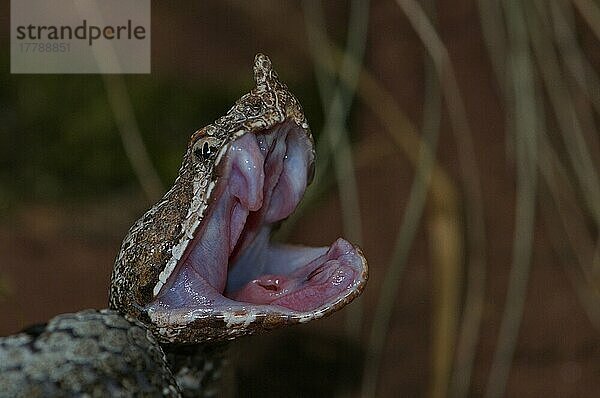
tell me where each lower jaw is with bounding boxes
[144,241,367,345]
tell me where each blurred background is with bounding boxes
[1,1,600,397]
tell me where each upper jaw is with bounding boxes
[144,121,368,344]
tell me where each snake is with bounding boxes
[0,54,368,397]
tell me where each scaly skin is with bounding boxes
[0,54,368,397]
[0,310,180,397]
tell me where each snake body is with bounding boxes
[0,311,180,397]
[0,54,368,397]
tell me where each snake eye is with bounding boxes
[192,136,220,162]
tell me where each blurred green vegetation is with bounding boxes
[0,51,326,210]
[0,70,229,206]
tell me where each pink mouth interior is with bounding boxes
[148,121,364,315]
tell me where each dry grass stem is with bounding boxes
[485,1,539,397]
[302,0,369,338]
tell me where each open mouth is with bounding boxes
[145,120,367,331]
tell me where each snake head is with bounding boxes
[109,54,368,344]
